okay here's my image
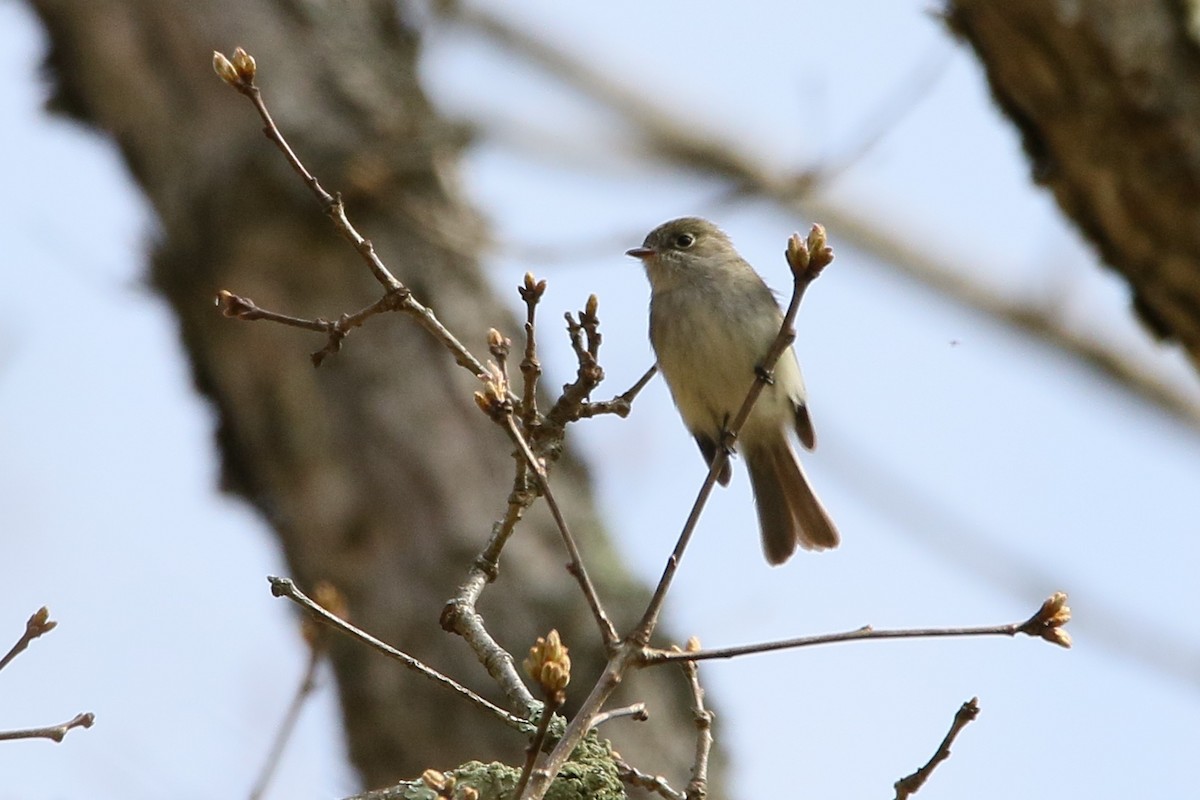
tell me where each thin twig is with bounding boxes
[268,577,528,732]
[588,703,648,730]
[216,290,401,366]
[632,227,833,645]
[614,757,686,800]
[518,273,546,428]
[893,698,981,800]
[645,622,1019,663]
[645,593,1071,664]
[440,463,540,711]
[248,642,323,800]
[524,650,636,800]
[213,49,492,379]
[512,696,562,800]
[501,415,619,648]
[0,712,94,743]
[678,644,713,800]
[0,607,56,674]
[543,296,607,433]
[576,364,658,420]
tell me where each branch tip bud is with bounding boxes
[524,629,571,697]
[1019,591,1072,648]
[213,51,239,86]
[231,46,256,82]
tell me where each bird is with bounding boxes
[627,217,839,565]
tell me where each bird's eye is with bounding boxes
[674,232,696,249]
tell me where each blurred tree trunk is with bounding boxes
[28,0,703,792]
[948,0,1200,371]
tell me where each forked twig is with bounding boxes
[212,48,491,379]
[615,757,685,800]
[500,414,619,647]
[678,639,714,800]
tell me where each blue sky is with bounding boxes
[2,2,1198,798]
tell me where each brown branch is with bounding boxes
[588,703,648,730]
[512,696,561,800]
[268,577,528,732]
[445,286,651,707]
[212,49,492,379]
[575,364,658,421]
[466,292,621,649]
[643,592,1071,664]
[614,758,686,800]
[500,414,619,648]
[440,463,540,711]
[518,273,547,428]
[215,290,403,366]
[893,698,981,800]
[0,712,94,743]
[0,607,57,674]
[543,295,607,433]
[678,640,713,800]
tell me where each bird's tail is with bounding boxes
[745,439,839,565]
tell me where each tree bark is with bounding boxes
[947,0,1200,372]
[28,0,702,791]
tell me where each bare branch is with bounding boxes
[574,364,658,421]
[614,758,686,800]
[500,414,619,648]
[893,698,981,800]
[0,712,94,743]
[0,607,57,674]
[268,577,527,732]
[588,703,649,730]
[518,273,547,428]
[644,593,1070,665]
[212,49,492,379]
[440,469,540,711]
[678,640,714,800]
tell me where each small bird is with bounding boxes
[627,217,839,565]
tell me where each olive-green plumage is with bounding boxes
[628,217,839,565]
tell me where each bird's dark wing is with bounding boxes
[693,433,733,486]
[794,403,817,450]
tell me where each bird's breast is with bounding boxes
[649,282,801,438]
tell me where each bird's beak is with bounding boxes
[626,246,654,260]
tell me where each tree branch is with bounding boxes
[643,593,1071,664]
[268,577,528,732]
[893,697,981,800]
[0,607,57,674]
[0,712,94,744]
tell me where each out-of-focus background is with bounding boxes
[2,2,1198,798]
